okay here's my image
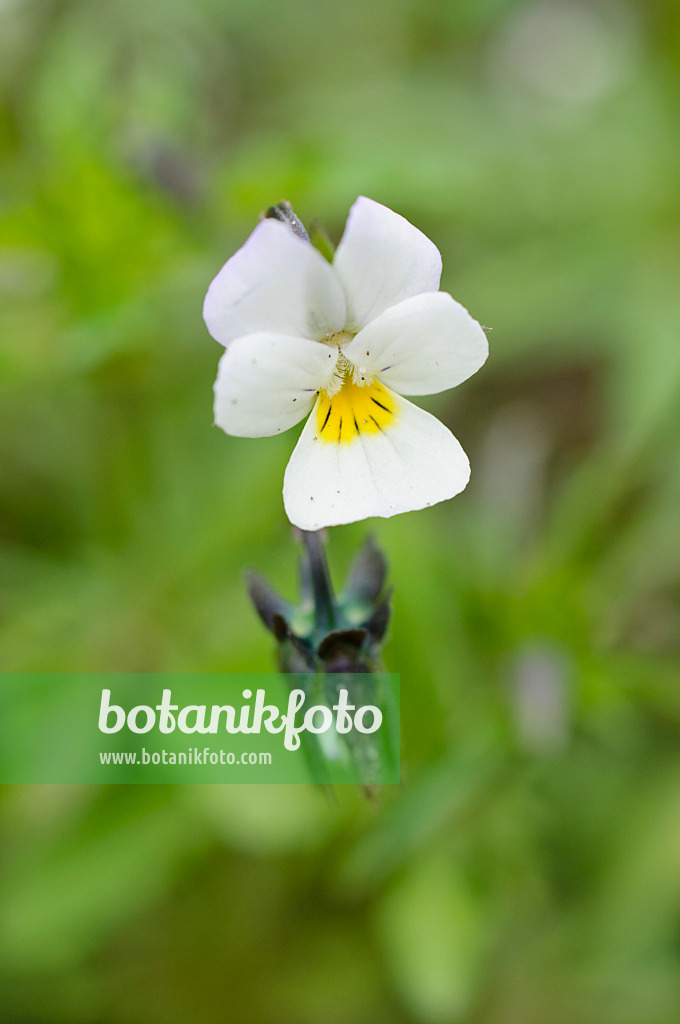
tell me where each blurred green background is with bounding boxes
[2,0,680,1020]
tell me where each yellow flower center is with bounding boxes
[315,376,399,444]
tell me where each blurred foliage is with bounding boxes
[1,0,680,1020]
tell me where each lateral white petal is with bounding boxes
[343,291,489,396]
[213,333,338,438]
[203,219,346,347]
[332,196,442,333]
[283,395,470,530]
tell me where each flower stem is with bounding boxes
[300,529,337,632]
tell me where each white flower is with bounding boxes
[203,196,488,531]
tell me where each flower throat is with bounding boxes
[315,371,399,444]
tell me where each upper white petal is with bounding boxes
[283,394,470,530]
[213,333,338,438]
[203,219,346,347]
[343,291,489,396]
[332,196,442,333]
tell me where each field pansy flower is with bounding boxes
[203,197,488,531]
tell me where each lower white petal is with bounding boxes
[213,333,338,438]
[342,291,488,396]
[283,392,470,530]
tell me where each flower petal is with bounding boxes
[283,393,470,530]
[332,197,442,332]
[213,333,339,438]
[203,219,346,347]
[343,291,488,396]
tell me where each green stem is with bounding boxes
[300,530,337,632]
